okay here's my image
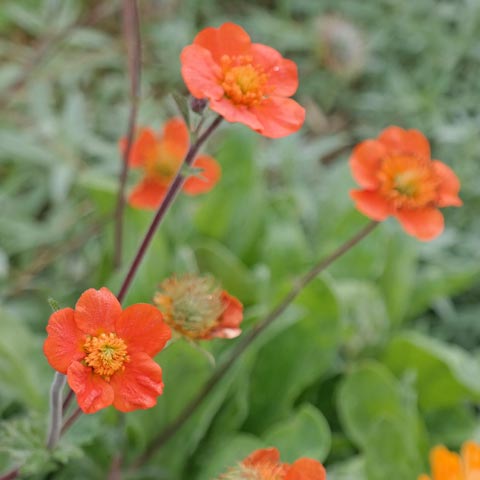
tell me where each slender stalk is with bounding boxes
[132,220,378,468]
[60,407,83,436]
[62,389,75,414]
[114,0,142,268]
[0,468,20,480]
[46,373,67,449]
[117,115,223,303]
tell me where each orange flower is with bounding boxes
[43,288,171,414]
[350,126,462,241]
[419,441,480,480]
[181,22,305,138]
[120,118,221,209]
[153,274,243,340]
[218,447,326,480]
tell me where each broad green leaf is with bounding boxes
[263,404,331,462]
[337,362,419,449]
[382,331,480,409]
[194,240,257,304]
[379,234,418,326]
[245,277,340,433]
[364,417,425,480]
[334,279,389,356]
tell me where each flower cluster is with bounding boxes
[419,441,480,480]
[120,118,221,209]
[43,288,171,413]
[217,448,326,480]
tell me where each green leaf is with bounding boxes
[245,277,340,433]
[364,417,425,480]
[263,404,331,462]
[382,331,480,409]
[379,234,418,326]
[194,240,258,304]
[337,362,419,449]
[334,279,389,356]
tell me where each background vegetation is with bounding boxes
[1,0,479,478]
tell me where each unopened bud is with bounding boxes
[190,97,208,114]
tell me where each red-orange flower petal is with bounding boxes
[180,44,223,100]
[285,458,327,480]
[67,361,114,414]
[350,189,393,220]
[183,155,222,195]
[379,126,430,159]
[208,291,243,339]
[395,207,444,241]
[432,160,463,207]
[194,22,251,63]
[110,353,164,412]
[250,96,305,138]
[243,447,281,468]
[162,118,190,158]
[350,139,387,189]
[128,177,168,210]
[43,308,86,374]
[115,304,171,357]
[120,128,157,168]
[209,96,263,130]
[75,287,122,335]
[250,43,299,97]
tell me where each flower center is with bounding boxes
[144,146,181,183]
[378,155,439,209]
[83,332,129,380]
[220,55,269,106]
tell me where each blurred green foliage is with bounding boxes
[1,0,480,478]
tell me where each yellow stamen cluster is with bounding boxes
[220,55,270,106]
[154,275,224,339]
[145,145,181,182]
[83,332,130,380]
[378,155,439,209]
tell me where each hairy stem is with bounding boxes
[132,220,378,467]
[46,373,67,450]
[117,115,223,303]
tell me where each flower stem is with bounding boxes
[62,389,75,414]
[113,0,142,268]
[46,372,66,450]
[61,407,83,436]
[0,468,20,480]
[117,115,223,303]
[132,220,378,468]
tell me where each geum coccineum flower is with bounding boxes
[120,117,221,209]
[217,447,326,480]
[181,22,305,138]
[154,274,243,340]
[43,288,171,414]
[350,126,462,241]
[418,441,480,480]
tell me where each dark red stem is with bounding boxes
[117,115,223,303]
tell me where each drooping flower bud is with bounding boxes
[154,274,243,340]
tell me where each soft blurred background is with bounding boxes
[1,0,480,478]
